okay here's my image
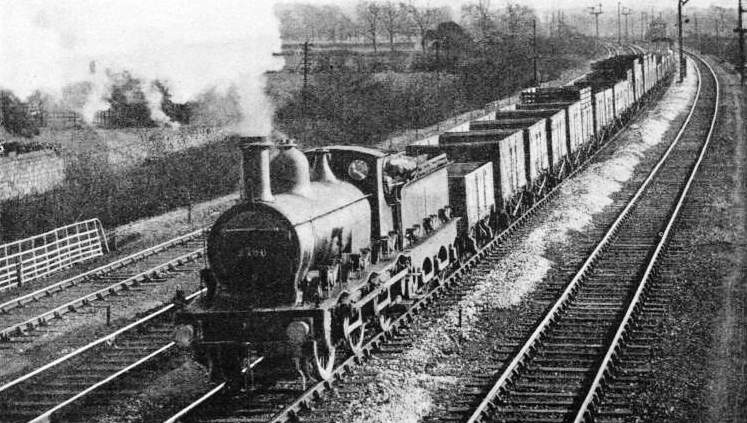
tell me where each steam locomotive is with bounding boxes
[174,50,675,386]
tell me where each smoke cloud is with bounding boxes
[0,0,282,134]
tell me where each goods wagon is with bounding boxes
[493,109,568,177]
[593,87,616,139]
[633,58,644,102]
[518,101,583,163]
[447,162,496,245]
[520,86,594,147]
[613,80,632,119]
[468,117,549,185]
[408,130,527,213]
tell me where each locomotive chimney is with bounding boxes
[237,136,274,203]
[311,149,337,183]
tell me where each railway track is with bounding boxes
[160,69,677,423]
[455,52,719,423]
[0,289,205,423]
[0,229,206,342]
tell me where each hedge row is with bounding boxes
[0,137,240,242]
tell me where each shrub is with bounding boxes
[0,91,40,138]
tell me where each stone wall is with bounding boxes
[0,151,65,200]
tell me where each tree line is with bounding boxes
[274,2,600,148]
[275,2,452,52]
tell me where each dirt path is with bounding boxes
[705,60,747,423]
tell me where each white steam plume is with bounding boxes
[0,0,283,134]
[144,83,178,128]
[80,61,111,124]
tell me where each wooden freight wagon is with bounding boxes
[594,87,615,137]
[604,88,615,126]
[518,101,584,164]
[468,117,549,187]
[407,131,526,213]
[633,58,644,102]
[593,89,607,138]
[447,162,495,243]
[492,109,568,177]
[613,80,632,119]
[521,86,594,146]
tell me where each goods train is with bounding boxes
[174,50,675,387]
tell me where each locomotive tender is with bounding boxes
[175,50,675,385]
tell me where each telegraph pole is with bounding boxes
[678,0,689,82]
[715,12,722,58]
[641,11,646,40]
[618,2,622,44]
[737,0,746,85]
[694,14,701,53]
[301,41,312,116]
[589,3,603,50]
[622,7,632,42]
[533,19,539,85]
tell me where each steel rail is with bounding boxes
[0,228,206,314]
[573,51,720,423]
[0,245,205,340]
[29,342,175,423]
[162,357,265,423]
[466,54,701,423]
[0,289,204,395]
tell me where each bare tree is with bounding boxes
[501,3,535,38]
[275,3,357,43]
[402,2,451,51]
[357,1,383,52]
[460,0,496,41]
[380,2,408,51]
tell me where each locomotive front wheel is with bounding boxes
[312,341,336,381]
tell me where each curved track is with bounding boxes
[461,52,719,423]
[161,64,676,423]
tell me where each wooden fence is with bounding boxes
[0,219,108,292]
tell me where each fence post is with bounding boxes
[110,230,117,252]
[15,260,23,287]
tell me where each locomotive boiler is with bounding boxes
[207,139,371,307]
